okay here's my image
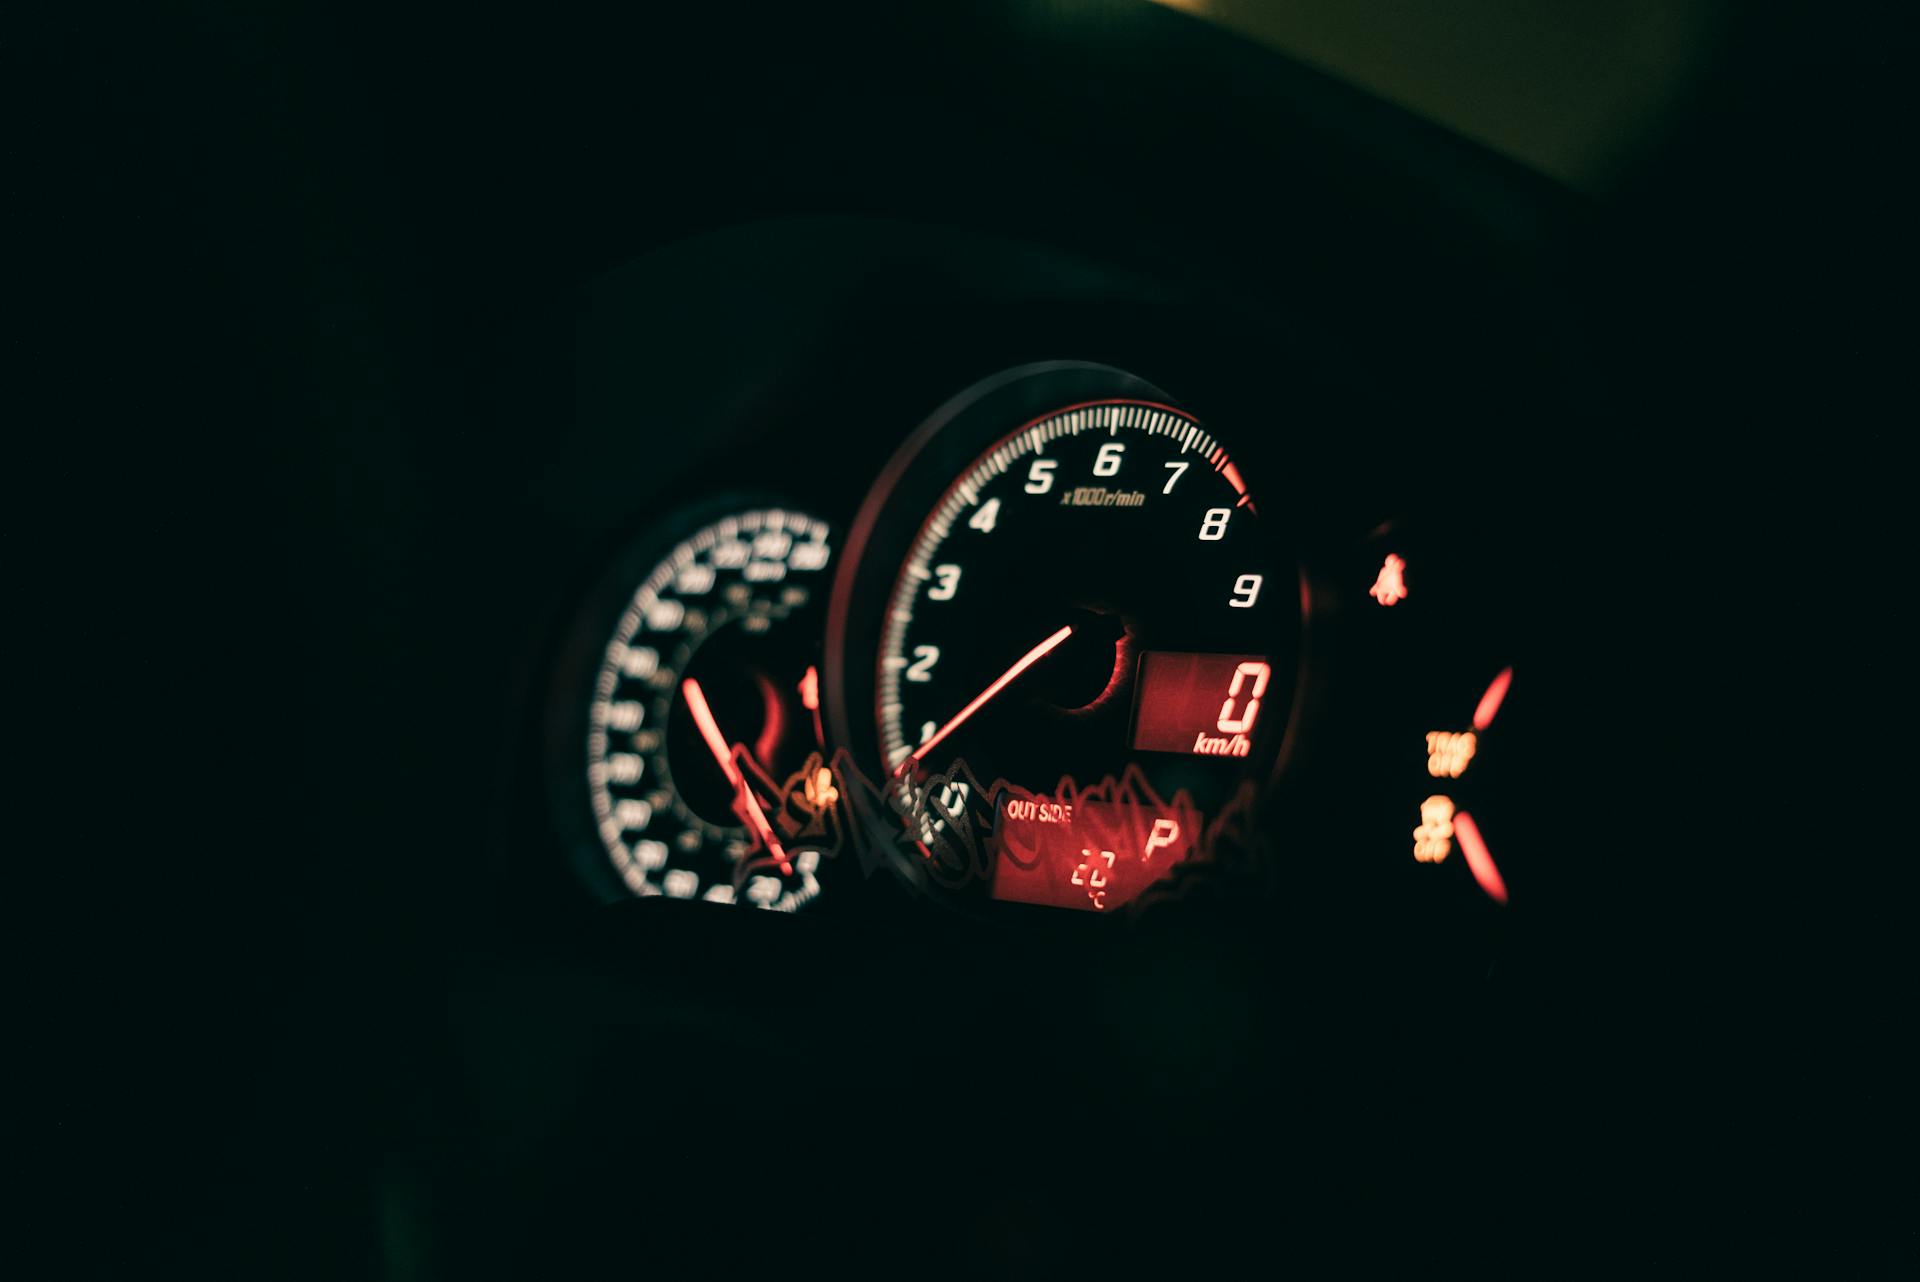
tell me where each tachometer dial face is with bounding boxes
[829,365,1299,915]
[586,506,835,910]
[878,400,1275,777]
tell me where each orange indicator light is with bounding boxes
[1452,811,1507,905]
[1426,730,1477,778]
[1369,553,1408,606]
[1413,795,1454,862]
[799,664,820,712]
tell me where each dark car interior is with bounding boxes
[18,0,1901,1273]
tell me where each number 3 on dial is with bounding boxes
[928,564,962,601]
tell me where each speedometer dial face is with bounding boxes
[587,507,835,910]
[851,380,1296,915]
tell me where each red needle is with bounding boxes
[901,624,1074,773]
[680,676,792,875]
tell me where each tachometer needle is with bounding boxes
[901,624,1074,774]
[680,676,792,875]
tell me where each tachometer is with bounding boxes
[827,363,1300,914]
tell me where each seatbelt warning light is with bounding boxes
[1370,553,1408,606]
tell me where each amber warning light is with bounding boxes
[1130,651,1273,757]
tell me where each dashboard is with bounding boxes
[25,0,1900,1274]
[463,154,1560,1275]
[544,251,1531,935]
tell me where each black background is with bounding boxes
[11,0,1903,1273]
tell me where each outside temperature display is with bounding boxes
[993,792,1201,912]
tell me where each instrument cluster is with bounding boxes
[528,222,1533,961]
[518,220,1536,974]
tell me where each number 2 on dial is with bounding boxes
[905,645,940,682]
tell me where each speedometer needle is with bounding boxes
[900,624,1074,774]
[681,676,792,875]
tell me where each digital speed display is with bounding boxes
[1129,651,1274,757]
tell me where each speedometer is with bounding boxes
[827,363,1299,915]
[563,502,839,910]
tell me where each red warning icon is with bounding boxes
[1370,553,1408,606]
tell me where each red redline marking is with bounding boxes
[1472,666,1513,731]
[1217,459,1254,512]
[1452,811,1507,905]
[903,625,1075,772]
[680,676,792,874]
